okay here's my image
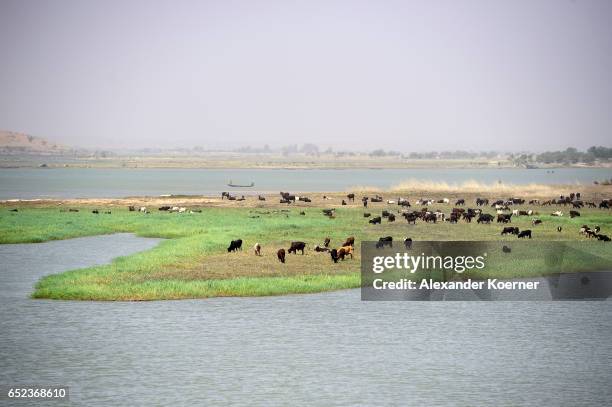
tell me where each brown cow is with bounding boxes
[277,248,286,263]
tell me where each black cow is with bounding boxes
[128,206,136,211]
[518,230,532,239]
[227,239,243,252]
[258,195,266,201]
[159,206,171,211]
[324,237,331,247]
[597,234,611,242]
[92,210,99,214]
[501,227,519,236]
[330,249,340,263]
[455,199,465,206]
[569,210,580,218]
[363,213,371,218]
[477,214,494,224]
[369,216,382,225]
[288,241,306,254]
[347,193,355,202]
[404,238,413,249]
[388,214,396,222]
[502,245,512,253]
[497,214,512,223]
[382,210,391,218]
[376,236,393,249]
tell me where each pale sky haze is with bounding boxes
[0,0,611,151]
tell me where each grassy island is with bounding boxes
[1,187,611,300]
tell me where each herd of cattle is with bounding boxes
[7,190,609,266]
[217,190,611,265]
[226,236,357,264]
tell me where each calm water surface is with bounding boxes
[0,234,611,406]
[1,168,610,199]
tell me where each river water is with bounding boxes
[0,234,611,406]
[1,167,610,199]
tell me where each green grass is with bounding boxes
[1,203,611,300]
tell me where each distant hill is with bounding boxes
[0,131,69,153]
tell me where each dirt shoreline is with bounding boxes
[2,184,610,209]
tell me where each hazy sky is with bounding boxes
[1,0,611,151]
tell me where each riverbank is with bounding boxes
[1,186,610,300]
[3,152,612,170]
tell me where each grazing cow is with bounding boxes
[404,237,413,249]
[288,241,306,255]
[342,200,347,206]
[221,192,230,199]
[424,213,437,223]
[369,216,382,225]
[363,213,371,218]
[376,236,393,249]
[569,210,580,218]
[370,197,383,203]
[342,236,355,247]
[501,227,519,236]
[502,245,512,253]
[92,210,99,214]
[322,209,335,216]
[298,196,312,202]
[597,234,611,242]
[477,214,494,224]
[387,200,396,205]
[330,249,338,262]
[557,226,562,232]
[382,210,391,218]
[398,198,410,207]
[277,249,286,263]
[518,230,532,239]
[455,199,465,206]
[449,212,459,223]
[314,245,329,252]
[532,219,542,226]
[476,198,489,206]
[69,209,79,212]
[363,200,368,208]
[128,206,136,211]
[600,201,610,209]
[254,243,261,256]
[324,237,331,247]
[388,214,396,222]
[594,226,601,234]
[497,214,512,224]
[347,193,355,202]
[227,239,243,252]
[280,199,291,204]
[337,246,353,260]
[104,211,111,214]
[258,195,266,201]
[159,206,171,211]
[551,211,563,217]
[579,225,590,235]
[299,211,306,216]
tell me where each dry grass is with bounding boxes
[388,179,582,196]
